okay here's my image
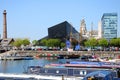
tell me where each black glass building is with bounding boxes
[48,21,79,40]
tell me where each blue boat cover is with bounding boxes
[83,70,114,80]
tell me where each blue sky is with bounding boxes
[0,0,120,41]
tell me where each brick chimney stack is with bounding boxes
[3,10,7,39]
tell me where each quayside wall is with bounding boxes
[8,50,120,59]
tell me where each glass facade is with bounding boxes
[101,13,117,41]
[48,21,79,41]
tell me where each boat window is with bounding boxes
[56,70,59,73]
[80,70,87,75]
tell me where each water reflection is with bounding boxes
[0,57,66,73]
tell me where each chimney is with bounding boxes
[3,10,7,39]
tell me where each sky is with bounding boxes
[0,0,120,41]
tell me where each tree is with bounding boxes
[40,39,47,46]
[46,39,61,47]
[89,38,98,49]
[84,38,97,49]
[84,40,90,47]
[40,39,61,47]
[12,39,23,47]
[60,42,65,48]
[32,40,38,46]
[98,38,108,47]
[54,39,61,47]
[22,39,30,46]
[12,39,30,47]
[98,38,108,50]
[110,38,120,47]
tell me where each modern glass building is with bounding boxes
[48,21,79,41]
[101,13,117,41]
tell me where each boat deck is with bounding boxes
[0,73,83,80]
[27,66,117,78]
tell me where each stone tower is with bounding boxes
[3,10,7,39]
[80,19,87,35]
[79,19,87,43]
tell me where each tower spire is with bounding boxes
[80,19,87,43]
[91,22,93,37]
[3,10,7,39]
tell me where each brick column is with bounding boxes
[3,10,7,39]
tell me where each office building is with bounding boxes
[101,13,117,40]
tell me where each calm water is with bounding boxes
[0,57,67,73]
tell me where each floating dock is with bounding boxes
[0,56,33,60]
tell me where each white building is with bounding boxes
[98,21,102,38]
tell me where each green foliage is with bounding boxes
[60,42,65,48]
[22,39,30,46]
[12,39,23,47]
[84,38,120,48]
[46,39,54,47]
[90,38,98,48]
[110,38,120,47]
[40,39,47,45]
[13,39,30,47]
[84,38,98,48]
[32,40,38,46]
[98,38,108,47]
[84,40,90,47]
[40,38,61,47]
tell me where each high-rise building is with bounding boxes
[101,13,117,40]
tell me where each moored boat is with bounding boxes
[65,61,120,69]
[83,70,120,80]
[47,61,120,69]
[0,56,34,60]
[26,65,120,80]
[27,66,117,78]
